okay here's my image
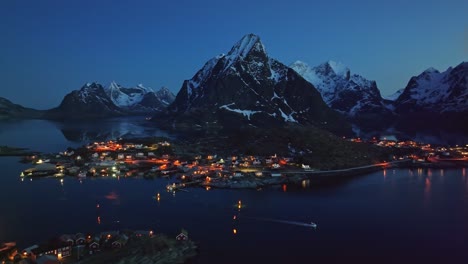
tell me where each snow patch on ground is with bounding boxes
[219,103,261,120]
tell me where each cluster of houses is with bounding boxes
[345,136,468,164]
[1,229,191,264]
[21,138,314,182]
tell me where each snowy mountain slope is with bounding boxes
[106,82,153,108]
[290,61,391,117]
[392,61,468,132]
[394,62,468,113]
[105,82,173,112]
[167,34,347,133]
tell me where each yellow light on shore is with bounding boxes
[57,253,62,259]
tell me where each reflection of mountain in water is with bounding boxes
[54,117,173,143]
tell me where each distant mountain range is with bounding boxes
[47,82,175,119]
[0,82,175,120]
[0,33,466,133]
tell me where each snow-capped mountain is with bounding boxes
[155,87,176,106]
[47,82,123,118]
[106,82,173,112]
[392,61,468,132]
[290,60,391,118]
[167,34,346,132]
[394,62,468,113]
[47,82,175,119]
[106,82,152,108]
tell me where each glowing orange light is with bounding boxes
[233,228,237,235]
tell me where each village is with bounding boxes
[16,137,468,191]
[0,229,196,264]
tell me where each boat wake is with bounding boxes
[241,216,317,229]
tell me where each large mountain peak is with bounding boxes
[167,34,346,133]
[226,33,266,60]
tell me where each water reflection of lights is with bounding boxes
[282,184,287,192]
[383,169,387,178]
[97,216,101,225]
[427,169,432,177]
[301,179,310,189]
[60,179,64,186]
[424,177,431,207]
[205,186,211,191]
[156,192,160,202]
[463,168,466,177]
[440,169,444,177]
[233,228,237,235]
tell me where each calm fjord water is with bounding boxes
[1,119,467,263]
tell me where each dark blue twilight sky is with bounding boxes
[1,0,466,109]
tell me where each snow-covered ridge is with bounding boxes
[106,81,155,108]
[395,62,468,112]
[185,34,284,102]
[290,60,387,116]
[327,60,350,78]
[69,81,175,112]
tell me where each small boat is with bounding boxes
[77,171,87,178]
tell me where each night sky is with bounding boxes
[1,0,466,109]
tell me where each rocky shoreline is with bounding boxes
[78,235,197,264]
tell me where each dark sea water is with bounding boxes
[1,119,467,263]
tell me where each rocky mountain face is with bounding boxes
[392,61,468,131]
[166,34,348,134]
[290,61,393,126]
[0,97,44,119]
[47,82,175,119]
[394,62,468,113]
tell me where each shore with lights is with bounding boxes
[12,137,468,190]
